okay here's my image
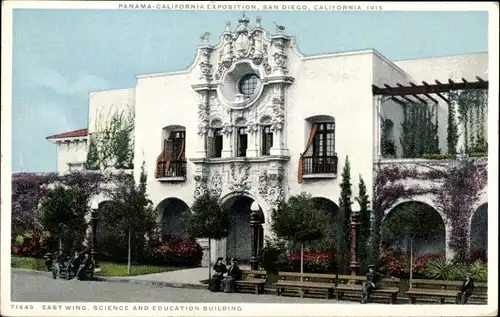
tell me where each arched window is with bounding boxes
[261,125,273,156]
[237,127,248,157]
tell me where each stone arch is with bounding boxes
[470,203,488,256]
[259,114,272,125]
[305,114,335,123]
[381,200,446,258]
[220,193,265,264]
[210,117,223,128]
[312,197,341,250]
[155,197,190,239]
[234,117,247,127]
[383,196,445,224]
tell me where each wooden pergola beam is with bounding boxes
[433,80,451,103]
[409,82,439,104]
[372,79,488,96]
[397,83,428,103]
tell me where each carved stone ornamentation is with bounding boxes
[221,122,233,136]
[210,170,223,197]
[193,174,209,198]
[258,170,285,208]
[270,36,289,75]
[247,120,258,134]
[270,88,285,132]
[215,16,272,80]
[229,162,251,192]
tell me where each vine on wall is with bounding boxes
[86,105,135,170]
[371,157,486,264]
[448,89,488,153]
[400,103,440,158]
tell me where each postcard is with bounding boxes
[1,1,498,316]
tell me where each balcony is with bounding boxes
[302,155,338,179]
[156,160,187,182]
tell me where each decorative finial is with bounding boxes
[273,21,286,34]
[238,12,250,24]
[200,32,211,45]
[225,21,231,32]
[256,16,262,28]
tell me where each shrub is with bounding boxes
[280,249,336,274]
[423,257,488,282]
[412,253,440,275]
[146,236,203,267]
[260,237,287,274]
[10,231,57,258]
[470,249,487,263]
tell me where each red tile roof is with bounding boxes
[46,128,88,140]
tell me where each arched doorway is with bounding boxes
[312,197,340,250]
[470,203,488,256]
[96,200,114,245]
[382,201,445,257]
[224,195,264,263]
[156,198,189,239]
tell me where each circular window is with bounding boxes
[238,74,260,97]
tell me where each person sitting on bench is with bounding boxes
[209,257,227,292]
[456,274,474,304]
[361,265,382,304]
[222,258,242,293]
[76,253,92,280]
[68,250,83,279]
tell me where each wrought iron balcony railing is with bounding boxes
[156,160,187,180]
[302,155,338,175]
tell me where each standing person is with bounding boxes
[456,274,474,304]
[361,264,382,304]
[222,258,242,293]
[209,257,227,292]
[52,251,66,279]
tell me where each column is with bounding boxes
[249,201,261,270]
[246,123,258,157]
[454,106,466,155]
[349,210,361,276]
[374,96,382,159]
[221,124,233,158]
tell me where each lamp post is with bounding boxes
[90,200,100,268]
[249,201,261,270]
[349,201,361,277]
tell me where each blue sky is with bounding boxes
[11,10,488,172]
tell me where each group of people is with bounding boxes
[361,265,475,305]
[52,249,93,280]
[209,257,242,293]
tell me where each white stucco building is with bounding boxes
[47,16,488,264]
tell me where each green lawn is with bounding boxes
[11,255,184,277]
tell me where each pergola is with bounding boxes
[371,76,489,105]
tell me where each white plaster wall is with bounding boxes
[133,71,199,210]
[88,88,136,134]
[395,53,489,151]
[285,50,375,204]
[373,53,411,158]
[56,139,88,175]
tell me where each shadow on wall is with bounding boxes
[470,203,488,253]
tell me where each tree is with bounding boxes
[39,185,89,252]
[183,190,230,281]
[271,192,328,280]
[356,176,371,273]
[105,162,155,274]
[338,156,353,273]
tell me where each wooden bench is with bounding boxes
[333,275,401,304]
[274,272,337,299]
[235,270,267,295]
[406,279,488,304]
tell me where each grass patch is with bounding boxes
[11,255,47,271]
[11,255,184,277]
[95,262,182,277]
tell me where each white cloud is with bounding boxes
[23,67,109,98]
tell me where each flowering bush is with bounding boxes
[412,253,441,275]
[280,249,336,273]
[423,256,487,282]
[146,235,203,267]
[470,249,487,263]
[11,231,57,258]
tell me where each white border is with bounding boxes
[1,2,499,317]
